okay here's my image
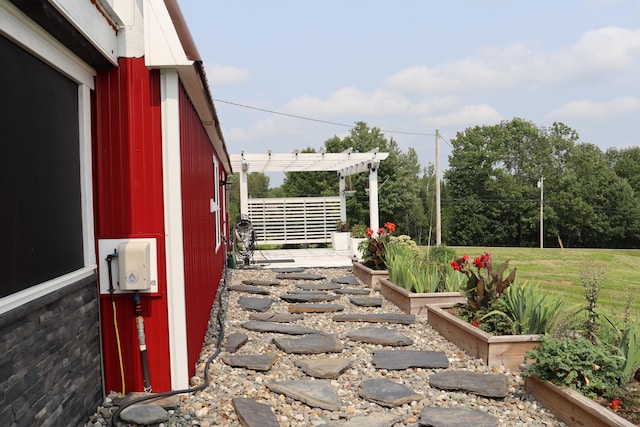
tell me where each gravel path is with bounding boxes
[88,266,564,426]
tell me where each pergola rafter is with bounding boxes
[229,150,389,236]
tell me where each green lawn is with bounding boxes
[429,246,640,321]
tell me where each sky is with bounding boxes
[180,0,640,186]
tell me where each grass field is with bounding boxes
[431,246,640,321]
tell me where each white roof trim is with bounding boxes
[144,0,190,67]
[230,151,389,177]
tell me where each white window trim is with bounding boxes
[0,3,97,315]
[213,156,221,251]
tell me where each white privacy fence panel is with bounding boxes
[247,197,341,245]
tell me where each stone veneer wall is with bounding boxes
[0,274,102,426]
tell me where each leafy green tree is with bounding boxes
[280,147,335,197]
[607,147,640,195]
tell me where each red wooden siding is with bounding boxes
[93,57,172,393]
[178,83,225,374]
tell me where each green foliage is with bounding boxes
[385,242,440,293]
[427,244,457,264]
[350,223,367,238]
[335,220,350,232]
[482,281,564,335]
[617,324,640,381]
[360,222,395,270]
[523,336,625,399]
[450,252,517,311]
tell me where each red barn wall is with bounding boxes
[178,83,225,373]
[93,57,172,393]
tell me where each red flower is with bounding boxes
[471,317,481,327]
[366,227,374,239]
[384,222,396,233]
[377,227,385,235]
[473,252,491,269]
[610,398,622,411]
[449,261,461,271]
[449,255,469,272]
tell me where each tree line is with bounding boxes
[228,119,640,249]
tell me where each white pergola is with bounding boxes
[229,149,389,232]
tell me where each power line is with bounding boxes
[213,98,437,138]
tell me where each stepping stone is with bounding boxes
[222,354,278,371]
[266,380,340,410]
[287,290,333,295]
[225,332,248,353]
[242,279,281,286]
[120,405,169,425]
[420,407,500,427]
[241,320,322,335]
[429,371,509,398]
[358,379,424,408]
[271,267,305,273]
[250,313,304,323]
[289,303,344,313]
[335,288,370,295]
[232,398,280,427]
[295,357,352,379]
[273,334,344,354]
[276,273,325,281]
[347,327,413,346]
[349,297,382,307]
[372,350,449,370]
[238,296,273,312]
[332,313,415,324]
[281,294,339,303]
[296,282,341,291]
[229,285,270,295]
[318,413,399,427]
[331,275,359,285]
[113,392,179,408]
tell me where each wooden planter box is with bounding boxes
[379,278,466,316]
[352,261,388,289]
[426,304,540,371]
[525,375,635,427]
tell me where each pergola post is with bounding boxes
[339,174,346,223]
[239,163,248,217]
[368,162,379,232]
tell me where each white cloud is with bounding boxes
[547,96,640,120]
[285,87,411,117]
[427,104,503,128]
[207,64,250,85]
[385,26,640,94]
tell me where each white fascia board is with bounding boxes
[48,0,119,66]
[144,0,190,67]
[160,69,189,390]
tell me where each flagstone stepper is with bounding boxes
[295,282,341,290]
[372,349,449,370]
[241,279,281,286]
[294,357,352,379]
[331,275,360,285]
[249,313,304,323]
[280,294,340,303]
[420,407,500,426]
[228,285,270,295]
[225,332,248,353]
[347,327,413,346]
[288,303,344,313]
[238,296,273,312]
[221,354,278,371]
[232,398,280,427]
[266,380,341,411]
[358,379,424,408]
[348,297,382,307]
[332,313,415,324]
[335,288,370,295]
[276,272,326,281]
[429,370,509,398]
[273,334,344,354]
[241,320,323,335]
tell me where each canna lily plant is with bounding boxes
[360,222,395,270]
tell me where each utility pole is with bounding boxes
[435,130,441,245]
[538,176,544,249]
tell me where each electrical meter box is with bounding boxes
[117,241,151,290]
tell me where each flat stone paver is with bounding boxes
[358,379,424,408]
[238,296,273,312]
[229,285,270,295]
[331,276,359,285]
[347,327,413,346]
[335,288,370,295]
[266,380,340,410]
[420,407,500,427]
[318,413,399,427]
[273,334,344,354]
[120,405,169,425]
[249,313,304,323]
[296,283,341,291]
[289,303,344,313]
[241,279,281,286]
[242,320,323,335]
[372,350,449,370]
[294,357,352,379]
[348,297,382,307]
[222,354,278,371]
[281,294,340,303]
[271,267,305,273]
[276,272,326,281]
[332,313,415,324]
[232,398,280,427]
[225,332,248,353]
[429,371,509,398]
